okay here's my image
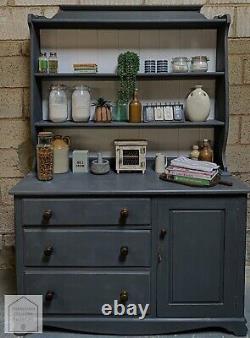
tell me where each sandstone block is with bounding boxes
[228,115,240,144]
[201,6,235,37]
[229,38,250,55]
[236,6,250,38]
[0,88,22,118]
[229,55,244,85]
[12,0,79,5]
[226,144,250,172]
[17,140,33,175]
[23,88,30,118]
[0,205,14,234]
[3,234,15,247]
[0,178,20,205]
[0,7,42,40]
[79,0,143,4]
[244,58,250,84]
[0,149,23,178]
[229,85,250,115]
[0,56,29,87]
[0,120,30,149]
[0,0,7,6]
[21,40,30,56]
[0,246,15,269]
[0,41,21,56]
[241,115,250,144]
[144,0,206,4]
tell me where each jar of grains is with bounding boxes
[36,132,54,181]
[49,85,68,122]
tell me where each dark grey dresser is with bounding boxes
[11,169,250,336]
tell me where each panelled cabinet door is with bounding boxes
[157,197,247,318]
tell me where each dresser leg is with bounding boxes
[225,321,248,337]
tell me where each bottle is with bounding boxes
[199,139,213,162]
[190,145,200,161]
[38,52,48,73]
[129,89,142,123]
[48,52,58,73]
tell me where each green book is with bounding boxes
[173,175,212,187]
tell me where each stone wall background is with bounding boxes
[0,0,249,268]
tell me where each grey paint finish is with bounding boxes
[24,270,151,315]
[24,229,151,267]
[22,198,150,225]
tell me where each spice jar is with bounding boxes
[199,139,213,162]
[190,145,200,161]
[53,135,70,174]
[171,57,189,73]
[190,56,209,72]
[48,52,58,73]
[38,52,48,73]
[72,86,91,122]
[49,85,68,122]
[36,132,54,181]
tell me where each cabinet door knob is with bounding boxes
[120,246,128,259]
[120,208,128,224]
[42,209,52,224]
[44,246,53,257]
[120,290,128,303]
[45,290,54,301]
[160,228,167,239]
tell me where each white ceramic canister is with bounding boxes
[155,153,166,174]
[185,85,211,122]
[53,135,70,174]
[72,85,91,122]
[49,85,68,122]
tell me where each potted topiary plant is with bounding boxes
[93,97,112,122]
[115,51,140,121]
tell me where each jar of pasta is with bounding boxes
[36,132,54,181]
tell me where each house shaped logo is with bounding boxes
[4,295,43,334]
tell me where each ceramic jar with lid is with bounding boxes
[185,85,211,122]
[72,85,90,122]
[190,56,209,72]
[49,85,68,122]
[171,57,189,73]
[53,135,70,174]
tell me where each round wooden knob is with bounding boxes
[120,290,128,303]
[44,246,53,257]
[42,209,52,224]
[120,246,128,258]
[120,208,128,218]
[45,290,54,301]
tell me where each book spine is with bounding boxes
[173,175,211,186]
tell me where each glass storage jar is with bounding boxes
[49,85,68,122]
[72,85,91,122]
[171,57,189,73]
[190,56,209,72]
[36,132,54,181]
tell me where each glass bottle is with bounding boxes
[36,132,54,181]
[48,52,58,74]
[199,139,213,162]
[49,85,68,123]
[38,52,48,73]
[129,89,142,123]
[72,85,90,122]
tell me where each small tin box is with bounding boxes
[72,150,89,173]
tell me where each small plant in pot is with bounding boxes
[93,97,112,123]
[116,51,140,121]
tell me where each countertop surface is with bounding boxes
[10,168,250,196]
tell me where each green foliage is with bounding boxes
[93,97,111,109]
[117,51,140,103]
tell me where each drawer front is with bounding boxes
[24,229,151,267]
[24,271,150,315]
[22,198,150,226]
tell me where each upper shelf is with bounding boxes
[28,6,231,30]
[35,72,224,81]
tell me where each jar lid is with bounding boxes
[172,57,189,61]
[74,85,90,91]
[38,132,53,137]
[191,56,209,61]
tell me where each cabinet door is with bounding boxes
[157,197,246,318]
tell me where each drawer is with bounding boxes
[22,198,150,226]
[24,271,150,315]
[24,229,151,267]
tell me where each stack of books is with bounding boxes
[73,63,98,73]
[165,156,219,186]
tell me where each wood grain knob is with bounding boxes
[120,290,128,303]
[45,290,54,301]
[120,208,128,219]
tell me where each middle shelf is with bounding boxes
[35,120,225,128]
